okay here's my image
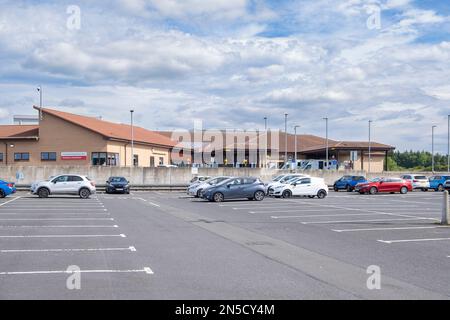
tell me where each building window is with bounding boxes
[159,157,164,165]
[150,156,155,167]
[14,153,30,161]
[92,152,119,166]
[133,155,139,166]
[41,152,57,161]
[0,153,3,162]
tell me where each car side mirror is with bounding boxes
[53,181,57,184]
[227,184,231,188]
[292,183,297,186]
[106,181,109,183]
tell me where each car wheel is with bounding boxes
[254,190,265,201]
[79,188,91,199]
[333,185,339,192]
[317,190,327,199]
[346,185,353,192]
[38,188,49,198]
[0,190,5,198]
[196,189,203,198]
[282,190,292,198]
[438,184,444,192]
[359,191,365,195]
[421,188,428,192]
[213,192,224,202]
[308,195,315,198]
[369,187,378,195]
[400,186,408,194]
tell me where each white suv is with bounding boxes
[272,177,328,199]
[31,175,96,199]
[400,174,429,191]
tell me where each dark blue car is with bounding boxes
[333,175,367,192]
[202,177,266,202]
[0,180,16,198]
[429,175,450,191]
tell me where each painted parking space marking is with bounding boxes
[378,237,450,244]
[0,267,153,276]
[0,218,114,221]
[0,197,21,207]
[0,246,136,253]
[300,217,437,225]
[0,234,127,238]
[333,226,449,232]
[271,213,394,219]
[0,225,118,228]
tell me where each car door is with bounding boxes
[241,178,257,198]
[225,178,242,199]
[292,178,312,196]
[378,179,391,192]
[68,175,84,194]
[51,175,69,193]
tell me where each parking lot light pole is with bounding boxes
[323,117,329,170]
[294,125,300,169]
[447,115,449,172]
[284,113,288,166]
[37,85,43,120]
[264,117,268,168]
[432,125,437,172]
[368,120,372,174]
[130,109,134,167]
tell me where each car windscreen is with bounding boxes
[414,176,427,180]
[272,175,284,181]
[110,177,126,183]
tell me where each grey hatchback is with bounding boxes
[202,177,266,202]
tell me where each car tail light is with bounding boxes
[7,183,13,188]
[413,180,418,183]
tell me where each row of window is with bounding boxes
[0,152,165,166]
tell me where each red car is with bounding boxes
[355,178,412,195]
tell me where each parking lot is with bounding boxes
[0,190,449,299]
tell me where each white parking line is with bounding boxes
[0,234,126,238]
[378,237,450,244]
[0,213,110,215]
[333,226,449,232]
[0,246,136,253]
[0,208,108,211]
[251,208,353,214]
[0,197,21,207]
[300,217,437,225]
[0,267,153,275]
[0,225,118,228]
[0,218,114,221]
[271,213,389,219]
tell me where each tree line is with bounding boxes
[388,150,449,171]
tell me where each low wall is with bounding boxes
[0,166,446,186]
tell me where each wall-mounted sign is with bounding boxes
[61,152,87,160]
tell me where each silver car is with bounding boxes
[187,176,230,197]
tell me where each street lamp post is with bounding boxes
[130,110,134,167]
[323,117,329,170]
[264,117,268,168]
[294,125,300,169]
[284,113,288,166]
[447,115,449,172]
[368,120,372,174]
[37,85,43,120]
[432,125,437,172]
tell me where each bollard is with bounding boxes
[442,190,450,225]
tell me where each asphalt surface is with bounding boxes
[0,190,449,299]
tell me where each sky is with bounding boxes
[0,0,449,152]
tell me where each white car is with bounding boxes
[272,177,328,199]
[400,174,429,191]
[188,176,211,188]
[31,174,96,199]
[266,174,310,195]
[187,176,230,197]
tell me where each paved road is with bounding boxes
[0,190,448,299]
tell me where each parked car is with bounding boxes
[400,174,429,191]
[428,175,450,191]
[266,174,310,195]
[272,177,328,199]
[31,174,96,199]
[188,176,211,188]
[355,177,412,195]
[444,179,450,191]
[106,177,130,194]
[0,180,16,198]
[187,176,230,197]
[202,177,266,202]
[333,175,367,192]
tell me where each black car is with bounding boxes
[106,177,130,194]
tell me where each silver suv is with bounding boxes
[31,174,96,199]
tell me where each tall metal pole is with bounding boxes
[432,125,437,172]
[37,85,43,120]
[447,115,449,172]
[284,113,288,166]
[368,120,372,174]
[130,110,134,167]
[264,117,268,168]
[323,117,329,170]
[294,125,300,169]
